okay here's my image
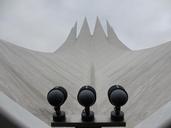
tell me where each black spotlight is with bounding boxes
[77,86,96,121]
[47,86,67,122]
[108,85,128,121]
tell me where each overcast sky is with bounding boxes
[0,0,171,52]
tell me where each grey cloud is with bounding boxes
[0,0,171,52]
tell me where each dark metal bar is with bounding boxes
[51,115,126,128]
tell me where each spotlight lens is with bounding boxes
[110,89,128,106]
[108,85,128,107]
[78,90,96,107]
[47,90,65,106]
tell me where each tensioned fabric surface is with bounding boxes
[0,18,171,128]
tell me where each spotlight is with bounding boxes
[108,85,128,121]
[47,86,67,121]
[77,86,96,121]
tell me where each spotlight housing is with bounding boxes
[77,85,96,121]
[108,85,128,121]
[47,86,67,121]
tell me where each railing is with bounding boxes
[135,101,171,128]
[0,92,50,128]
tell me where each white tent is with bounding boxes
[0,18,171,128]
